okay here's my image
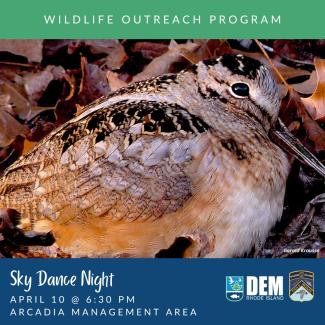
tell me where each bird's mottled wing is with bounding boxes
[0,100,210,230]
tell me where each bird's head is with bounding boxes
[195,54,280,132]
[194,54,325,178]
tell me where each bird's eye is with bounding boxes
[230,82,250,98]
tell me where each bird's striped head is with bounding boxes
[195,54,281,130]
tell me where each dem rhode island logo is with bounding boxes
[289,270,314,302]
[226,276,244,302]
[226,275,284,302]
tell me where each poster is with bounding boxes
[0,1,324,324]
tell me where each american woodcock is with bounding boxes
[0,54,324,258]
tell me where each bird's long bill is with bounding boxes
[270,118,325,178]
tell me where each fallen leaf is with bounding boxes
[131,41,168,60]
[0,93,12,112]
[0,82,31,119]
[0,40,43,62]
[302,58,325,120]
[281,90,325,153]
[22,139,37,155]
[272,40,299,60]
[43,40,78,57]
[273,40,325,62]
[275,62,312,84]
[0,135,25,173]
[106,71,128,91]
[0,86,29,147]
[300,110,325,152]
[24,66,65,105]
[63,74,76,101]
[290,71,317,95]
[86,40,127,70]
[187,39,233,63]
[0,109,28,147]
[55,57,111,124]
[79,56,110,102]
[75,104,84,116]
[133,41,199,81]
[27,109,56,142]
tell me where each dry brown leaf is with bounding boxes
[187,39,233,63]
[282,90,325,153]
[0,82,31,119]
[291,71,317,95]
[0,93,11,112]
[63,74,76,101]
[302,113,325,152]
[22,139,37,155]
[56,57,111,124]
[274,61,312,83]
[0,109,28,147]
[0,40,43,62]
[131,42,169,60]
[0,135,25,173]
[133,41,199,82]
[24,68,53,103]
[272,40,300,60]
[106,71,128,91]
[302,58,325,120]
[0,84,29,147]
[42,40,80,57]
[86,40,127,70]
[24,66,65,105]
[75,104,85,117]
[79,57,110,102]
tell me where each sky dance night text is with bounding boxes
[10,270,115,293]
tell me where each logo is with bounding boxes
[246,276,284,301]
[226,276,244,302]
[289,270,314,302]
[225,276,284,302]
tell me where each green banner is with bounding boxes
[0,0,323,38]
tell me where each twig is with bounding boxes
[0,61,35,68]
[299,207,315,236]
